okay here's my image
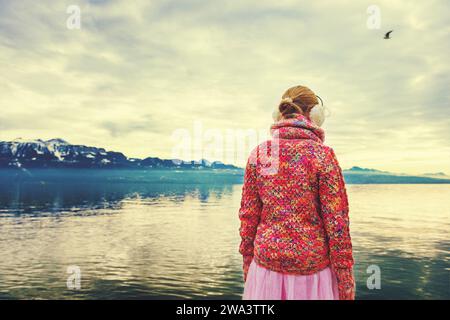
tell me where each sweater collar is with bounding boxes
[270,114,325,143]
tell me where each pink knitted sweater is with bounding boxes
[238,114,354,299]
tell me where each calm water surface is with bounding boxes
[0,169,448,299]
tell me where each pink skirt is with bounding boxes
[243,259,340,300]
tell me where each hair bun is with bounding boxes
[277,85,319,119]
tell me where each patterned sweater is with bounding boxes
[238,114,354,300]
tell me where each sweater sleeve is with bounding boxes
[238,156,262,282]
[318,147,355,299]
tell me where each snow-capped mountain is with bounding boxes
[0,138,128,168]
[0,138,239,169]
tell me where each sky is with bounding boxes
[0,0,449,174]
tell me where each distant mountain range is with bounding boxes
[342,166,450,184]
[1,139,449,184]
[0,138,238,170]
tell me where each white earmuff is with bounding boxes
[272,109,282,122]
[309,104,326,127]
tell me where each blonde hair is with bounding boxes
[278,85,319,119]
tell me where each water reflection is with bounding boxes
[0,170,448,299]
[0,169,238,217]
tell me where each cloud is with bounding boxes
[100,114,165,137]
[0,0,449,173]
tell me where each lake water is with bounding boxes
[0,169,448,300]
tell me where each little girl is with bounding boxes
[238,85,355,300]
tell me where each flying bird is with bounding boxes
[384,30,393,39]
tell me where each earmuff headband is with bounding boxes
[316,95,324,106]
